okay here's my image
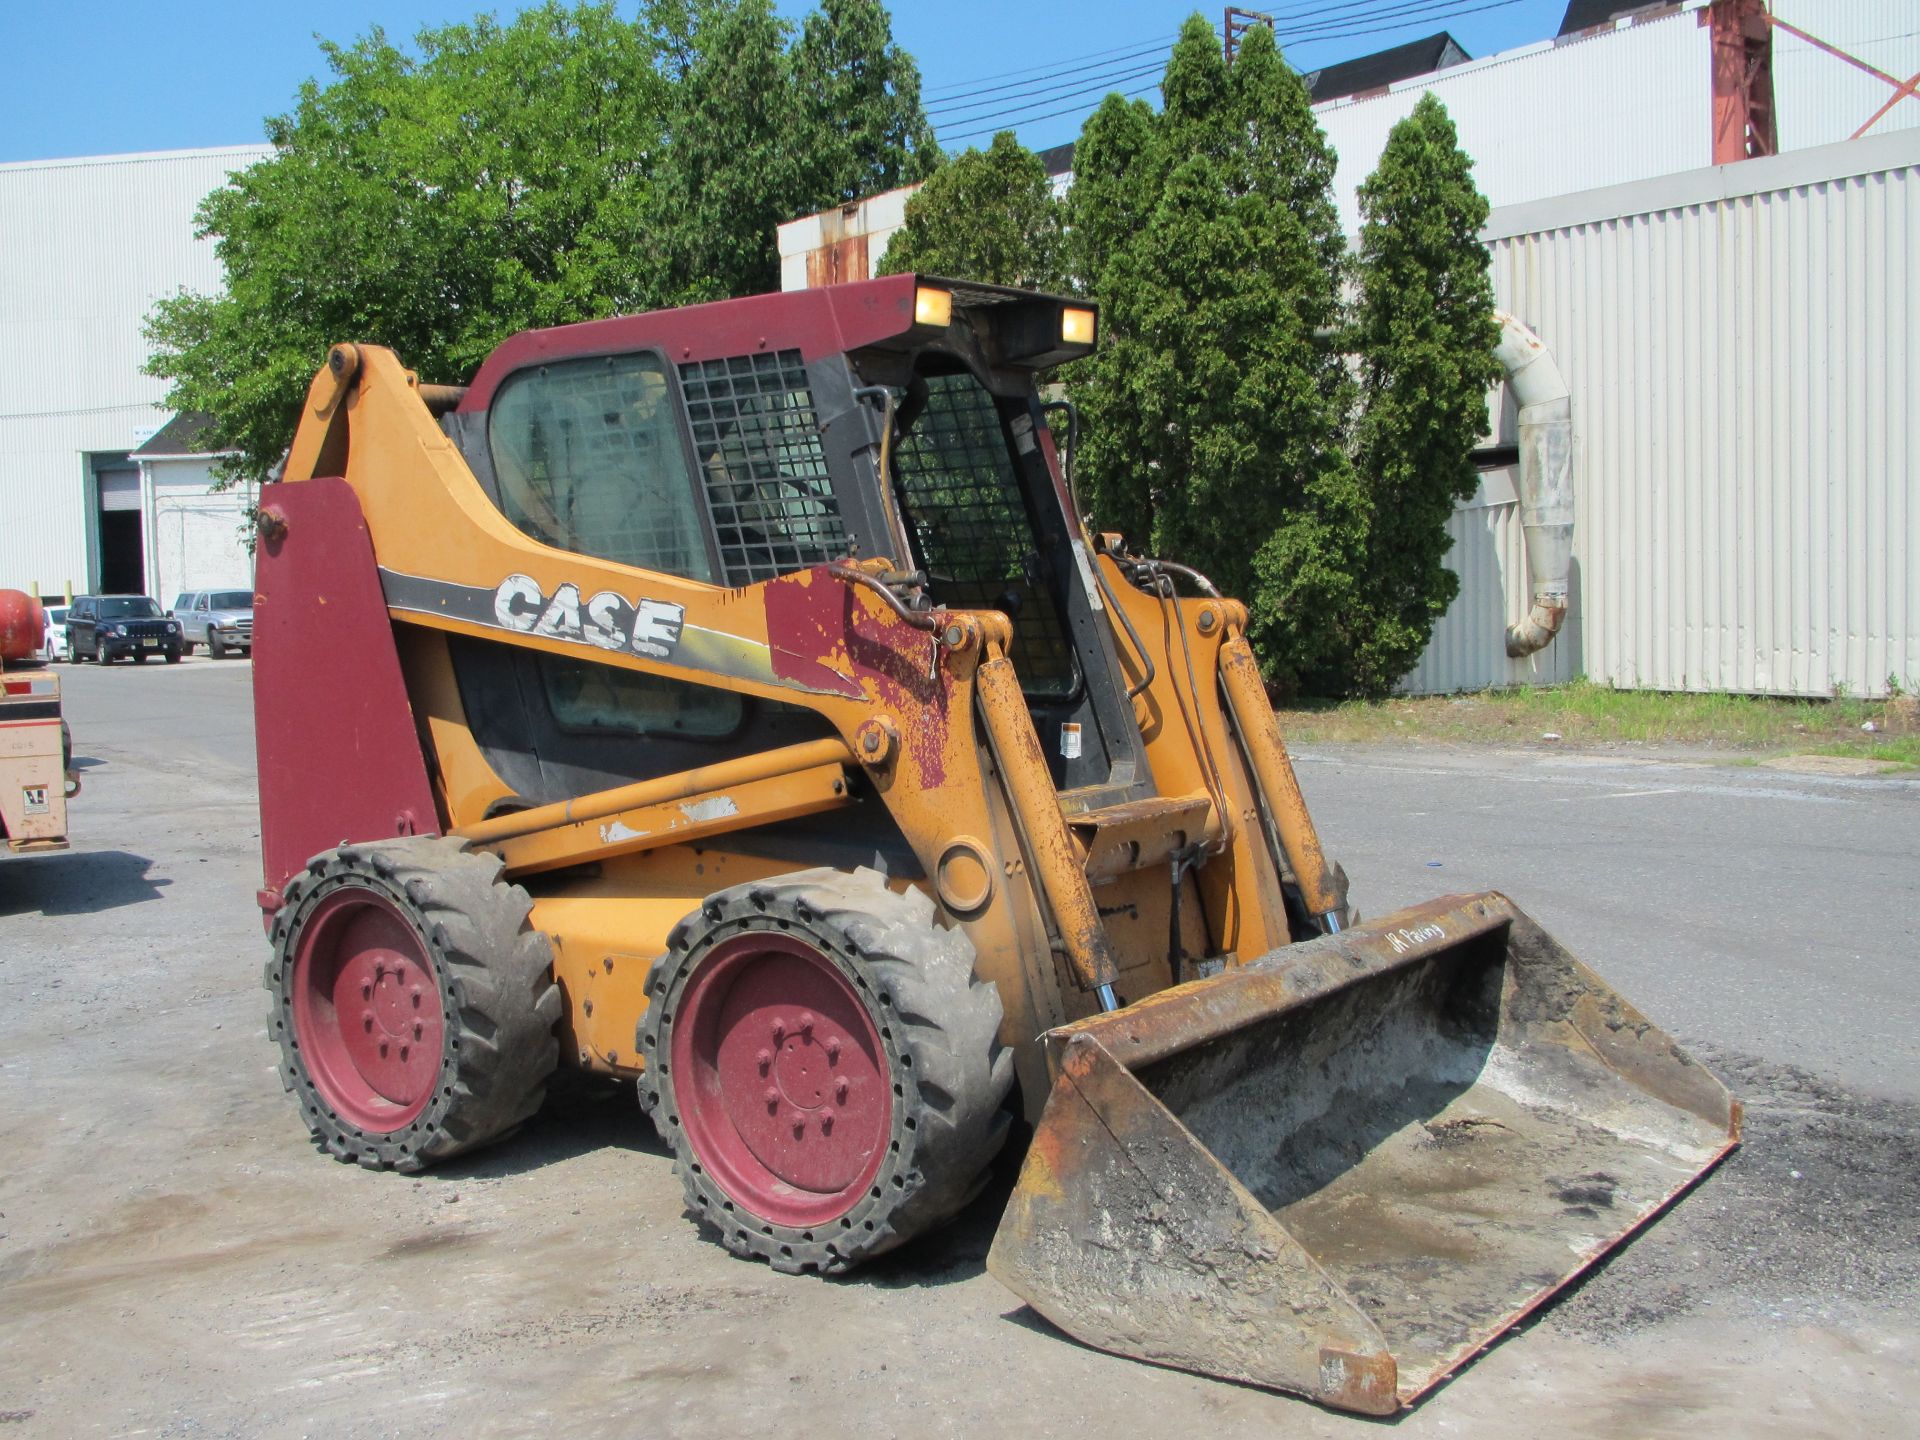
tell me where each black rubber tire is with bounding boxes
[209,632,225,659]
[164,648,181,664]
[94,638,109,665]
[266,836,561,1171]
[134,652,148,665]
[639,866,1013,1276]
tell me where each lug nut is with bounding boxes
[756,1048,773,1073]
[771,1020,786,1043]
[798,1011,815,1036]
[834,1077,850,1103]
[764,1087,779,1110]
[820,1112,834,1135]
[792,1118,806,1138]
[825,1038,840,1063]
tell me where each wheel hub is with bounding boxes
[673,934,891,1228]
[290,887,445,1132]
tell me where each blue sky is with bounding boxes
[0,1,1574,164]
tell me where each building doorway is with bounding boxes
[90,453,144,595]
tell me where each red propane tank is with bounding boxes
[0,589,48,662]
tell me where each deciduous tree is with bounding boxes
[148,0,937,482]
[146,3,672,484]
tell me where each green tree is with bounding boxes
[147,0,939,482]
[146,2,670,484]
[793,0,941,206]
[1070,94,1167,545]
[657,0,937,303]
[1348,93,1500,695]
[651,0,801,303]
[1073,16,1364,693]
[876,132,1066,289]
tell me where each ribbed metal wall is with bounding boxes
[0,146,268,594]
[1404,128,1920,698]
[1399,468,1582,695]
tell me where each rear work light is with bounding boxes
[914,286,953,328]
[1060,307,1096,346]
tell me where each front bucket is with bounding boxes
[987,892,1739,1415]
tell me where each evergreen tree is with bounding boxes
[876,132,1066,290]
[1068,94,1165,545]
[1348,93,1501,695]
[1072,15,1364,692]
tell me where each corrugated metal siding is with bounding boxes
[1400,469,1582,694]
[0,146,268,593]
[1405,130,1920,698]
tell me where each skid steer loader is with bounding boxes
[255,275,1736,1414]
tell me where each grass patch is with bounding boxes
[1277,678,1920,766]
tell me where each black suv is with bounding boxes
[66,595,184,665]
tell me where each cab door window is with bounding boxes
[487,352,716,581]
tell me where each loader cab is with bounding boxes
[443,277,1149,816]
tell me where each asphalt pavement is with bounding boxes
[3,656,1916,1440]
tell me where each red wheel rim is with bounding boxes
[670,933,892,1229]
[289,886,446,1133]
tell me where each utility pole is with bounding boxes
[1224,7,1272,65]
[1709,0,1777,162]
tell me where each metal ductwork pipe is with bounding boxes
[1493,312,1573,658]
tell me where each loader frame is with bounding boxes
[259,275,1343,1115]
[256,274,1736,1414]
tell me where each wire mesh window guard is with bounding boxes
[488,352,715,581]
[679,351,849,585]
[892,374,1078,697]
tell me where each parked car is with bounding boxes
[64,595,183,665]
[176,589,255,657]
[40,604,69,661]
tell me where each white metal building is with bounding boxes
[1314,0,1920,233]
[777,1,1919,699]
[129,414,254,609]
[1405,126,1920,698]
[0,145,269,602]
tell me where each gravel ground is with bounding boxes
[2,659,1916,1439]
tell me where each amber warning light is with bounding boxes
[1061,307,1096,346]
[914,286,953,328]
